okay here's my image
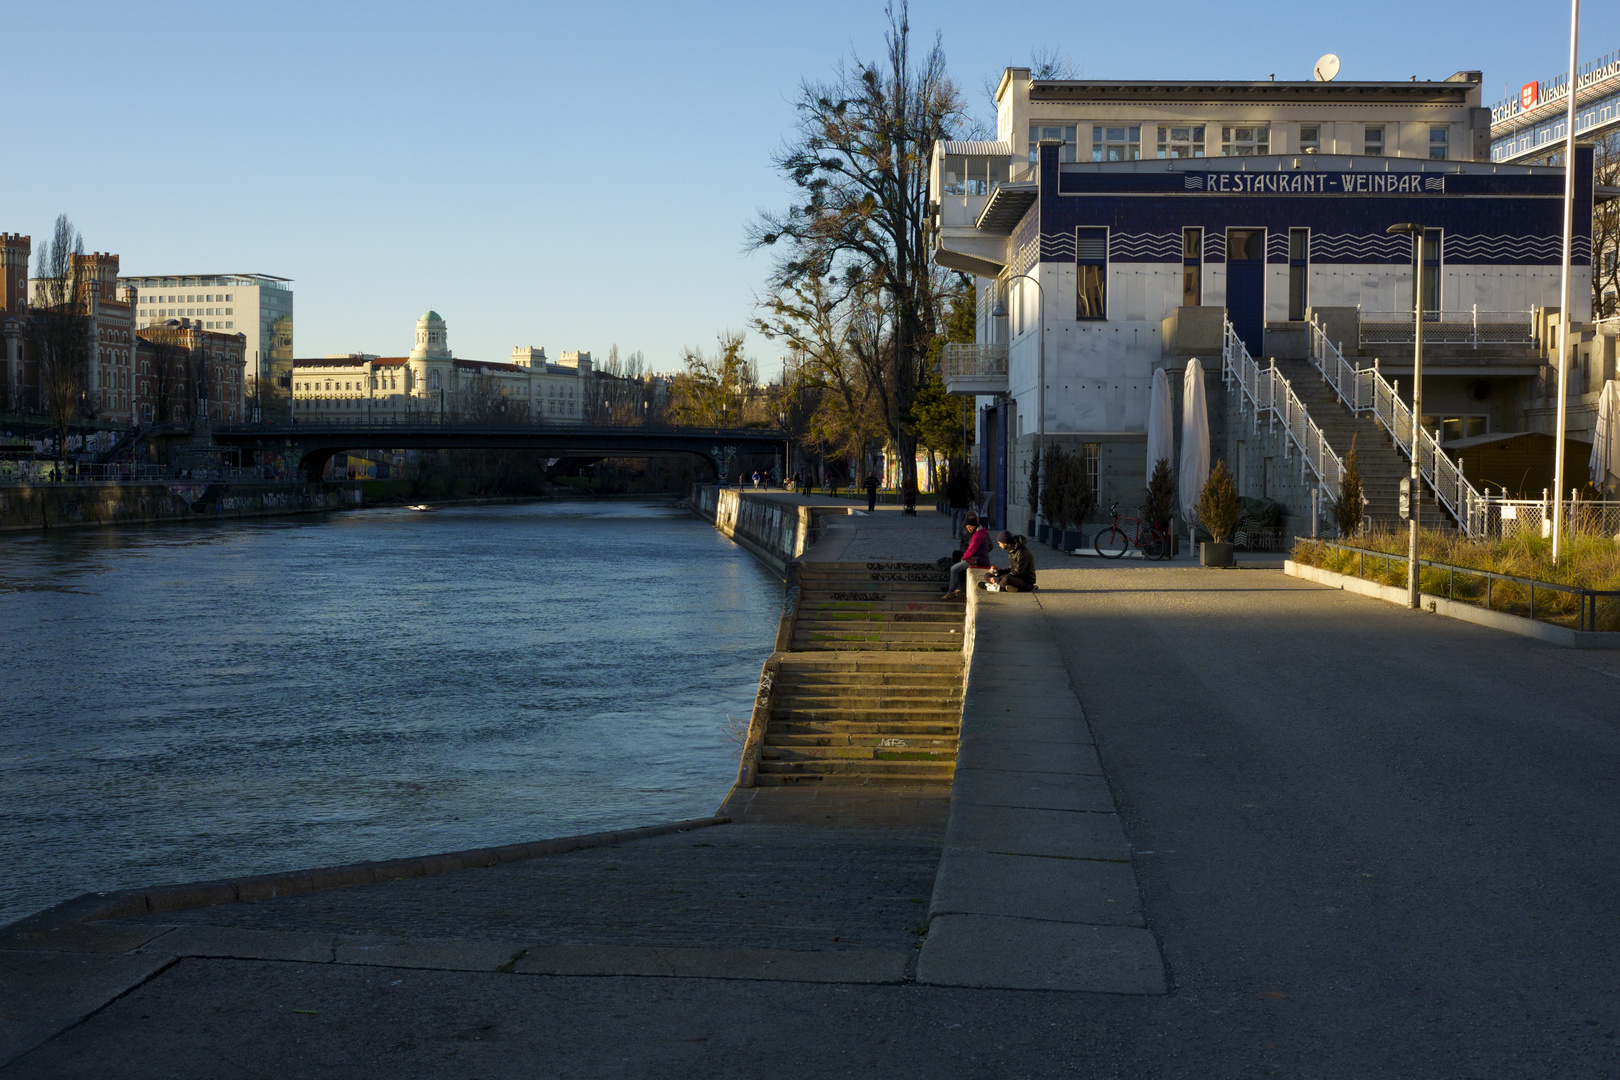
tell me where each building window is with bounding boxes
[1416,230,1441,314]
[1182,228,1202,307]
[1288,229,1310,321]
[1429,126,1449,159]
[1028,125,1078,164]
[1076,227,1107,320]
[1299,125,1321,153]
[1156,125,1205,159]
[1080,443,1100,494]
[1364,125,1385,157]
[1091,126,1141,161]
[1221,125,1269,156]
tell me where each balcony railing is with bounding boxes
[1359,308,1535,347]
[940,343,1009,394]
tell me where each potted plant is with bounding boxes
[1059,446,1096,550]
[1038,444,1062,549]
[1195,459,1240,567]
[1144,457,1177,559]
[1029,452,1045,542]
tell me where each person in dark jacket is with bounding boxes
[945,467,971,536]
[864,472,879,512]
[988,530,1036,592]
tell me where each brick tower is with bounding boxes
[0,233,30,316]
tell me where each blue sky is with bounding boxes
[11,1,1617,375]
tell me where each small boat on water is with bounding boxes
[406,504,434,512]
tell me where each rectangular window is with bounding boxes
[1299,125,1321,154]
[1076,227,1108,320]
[1221,125,1269,156]
[1429,126,1449,160]
[1364,125,1385,157]
[1080,443,1100,495]
[1028,125,1078,164]
[1091,125,1141,162]
[1288,228,1310,321]
[1416,230,1441,313]
[1156,125,1205,159]
[1182,228,1203,307]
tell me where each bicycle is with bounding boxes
[1093,502,1169,560]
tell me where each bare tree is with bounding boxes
[27,216,95,474]
[750,2,966,492]
[1594,131,1620,318]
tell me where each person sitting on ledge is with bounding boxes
[944,515,991,597]
[987,531,1036,592]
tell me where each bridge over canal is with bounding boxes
[209,421,788,483]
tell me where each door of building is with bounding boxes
[979,403,1007,531]
[1226,228,1265,356]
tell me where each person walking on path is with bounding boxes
[864,472,878,512]
[987,531,1036,592]
[945,465,971,537]
[944,514,991,597]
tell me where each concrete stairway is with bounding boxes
[1271,357,1455,530]
[755,561,966,787]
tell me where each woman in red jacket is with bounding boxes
[944,515,990,597]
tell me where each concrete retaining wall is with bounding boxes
[689,486,843,574]
[0,481,362,533]
[1285,559,1620,649]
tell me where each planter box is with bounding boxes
[1037,523,1051,546]
[1200,541,1234,567]
[1284,560,1620,650]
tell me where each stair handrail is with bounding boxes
[1220,318,1343,510]
[1307,318,1486,537]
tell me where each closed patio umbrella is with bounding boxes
[1179,358,1210,531]
[1591,380,1620,496]
[1146,367,1174,485]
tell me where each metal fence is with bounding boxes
[1309,319,1488,537]
[1221,318,1342,530]
[1311,539,1620,632]
[1359,308,1535,347]
[1480,493,1620,543]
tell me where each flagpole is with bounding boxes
[1552,0,1580,561]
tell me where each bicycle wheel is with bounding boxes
[1094,527,1129,559]
[1142,526,1167,561]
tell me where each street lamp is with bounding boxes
[991,272,1046,529]
[1387,222,1426,609]
[1551,0,1582,563]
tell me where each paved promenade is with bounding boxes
[6,519,1620,1077]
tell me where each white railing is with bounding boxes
[940,342,1009,382]
[1220,319,1342,529]
[1359,307,1535,347]
[1309,318,1488,537]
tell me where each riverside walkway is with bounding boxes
[5,517,1620,1077]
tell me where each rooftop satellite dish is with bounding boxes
[1313,54,1341,82]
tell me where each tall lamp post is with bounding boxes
[990,271,1046,529]
[1388,222,1427,609]
[1552,0,1582,562]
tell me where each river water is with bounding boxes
[0,500,780,926]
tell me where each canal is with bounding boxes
[0,500,781,926]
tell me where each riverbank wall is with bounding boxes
[0,481,362,533]
[688,485,850,575]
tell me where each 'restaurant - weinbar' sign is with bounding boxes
[1183,172,1446,195]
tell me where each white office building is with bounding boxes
[117,272,293,410]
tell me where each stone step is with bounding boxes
[761,743,956,763]
[753,771,954,787]
[776,676,964,690]
[770,721,961,738]
[775,655,963,672]
[766,732,958,749]
[795,610,963,624]
[755,760,957,780]
[793,627,964,642]
[771,705,962,723]
[792,640,962,653]
[773,692,962,709]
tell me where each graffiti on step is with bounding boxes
[865,562,937,571]
[782,584,799,618]
[863,572,944,582]
[755,668,774,710]
[828,591,887,602]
